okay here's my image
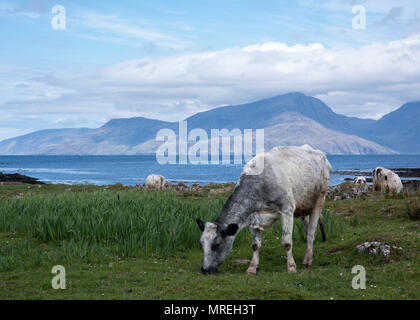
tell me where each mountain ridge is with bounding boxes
[0,92,418,155]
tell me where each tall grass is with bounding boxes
[0,190,230,257]
[405,199,420,221]
[272,209,341,243]
[0,190,342,265]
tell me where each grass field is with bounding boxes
[0,183,419,299]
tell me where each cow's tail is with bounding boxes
[319,214,327,242]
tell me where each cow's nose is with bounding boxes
[201,267,216,274]
[201,267,210,274]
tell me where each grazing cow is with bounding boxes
[196,145,332,275]
[372,167,403,193]
[145,174,165,189]
[353,176,367,185]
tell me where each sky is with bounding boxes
[1,0,420,140]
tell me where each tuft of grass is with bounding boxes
[320,209,343,240]
[405,199,420,221]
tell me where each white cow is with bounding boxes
[196,145,332,274]
[372,167,403,193]
[145,174,165,189]
[353,176,367,185]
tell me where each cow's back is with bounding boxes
[243,145,331,210]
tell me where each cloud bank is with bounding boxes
[2,34,420,140]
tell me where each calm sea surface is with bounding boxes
[0,155,419,186]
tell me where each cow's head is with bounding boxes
[196,218,239,274]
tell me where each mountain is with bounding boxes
[367,101,420,153]
[0,128,92,155]
[262,113,394,154]
[185,92,376,135]
[0,92,417,155]
[131,112,395,155]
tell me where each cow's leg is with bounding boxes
[246,227,262,275]
[303,194,325,267]
[281,206,296,273]
[300,215,309,236]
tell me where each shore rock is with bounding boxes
[0,173,45,185]
[327,182,371,200]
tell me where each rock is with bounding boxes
[0,172,45,185]
[178,182,187,188]
[327,182,370,200]
[356,241,403,257]
[381,206,395,216]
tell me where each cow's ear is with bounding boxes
[196,218,205,232]
[223,224,238,237]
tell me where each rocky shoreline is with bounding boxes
[0,173,45,185]
[334,167,420,178]
[1,169,419,196]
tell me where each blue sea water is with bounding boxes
[0,155,419,186]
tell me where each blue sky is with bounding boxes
[1,0,420,140]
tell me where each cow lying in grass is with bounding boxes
[196,145,332,274]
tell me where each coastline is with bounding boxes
[2,170,419,193]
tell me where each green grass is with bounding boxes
[0,183,419,299]
[0,189,228,257]
[405,199,420,221]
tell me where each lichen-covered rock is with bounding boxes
[327,182,371,200]
[356,241,403,257]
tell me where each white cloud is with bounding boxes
[52,34,420,118]
[2,34,420,141]
[76,12,189,50]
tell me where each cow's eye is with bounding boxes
[211,243,220,251]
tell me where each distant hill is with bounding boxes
[367,101,420,153]
[0,92,418,155]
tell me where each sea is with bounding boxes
[1,155,420,186]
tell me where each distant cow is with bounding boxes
[196,145,332,275]
[372,167,403,193]
[353,176,367,185]
[145,174,165,189]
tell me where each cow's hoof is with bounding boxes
[246,268,257,275]
[287,264,297,273]
[302,257,313,267]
